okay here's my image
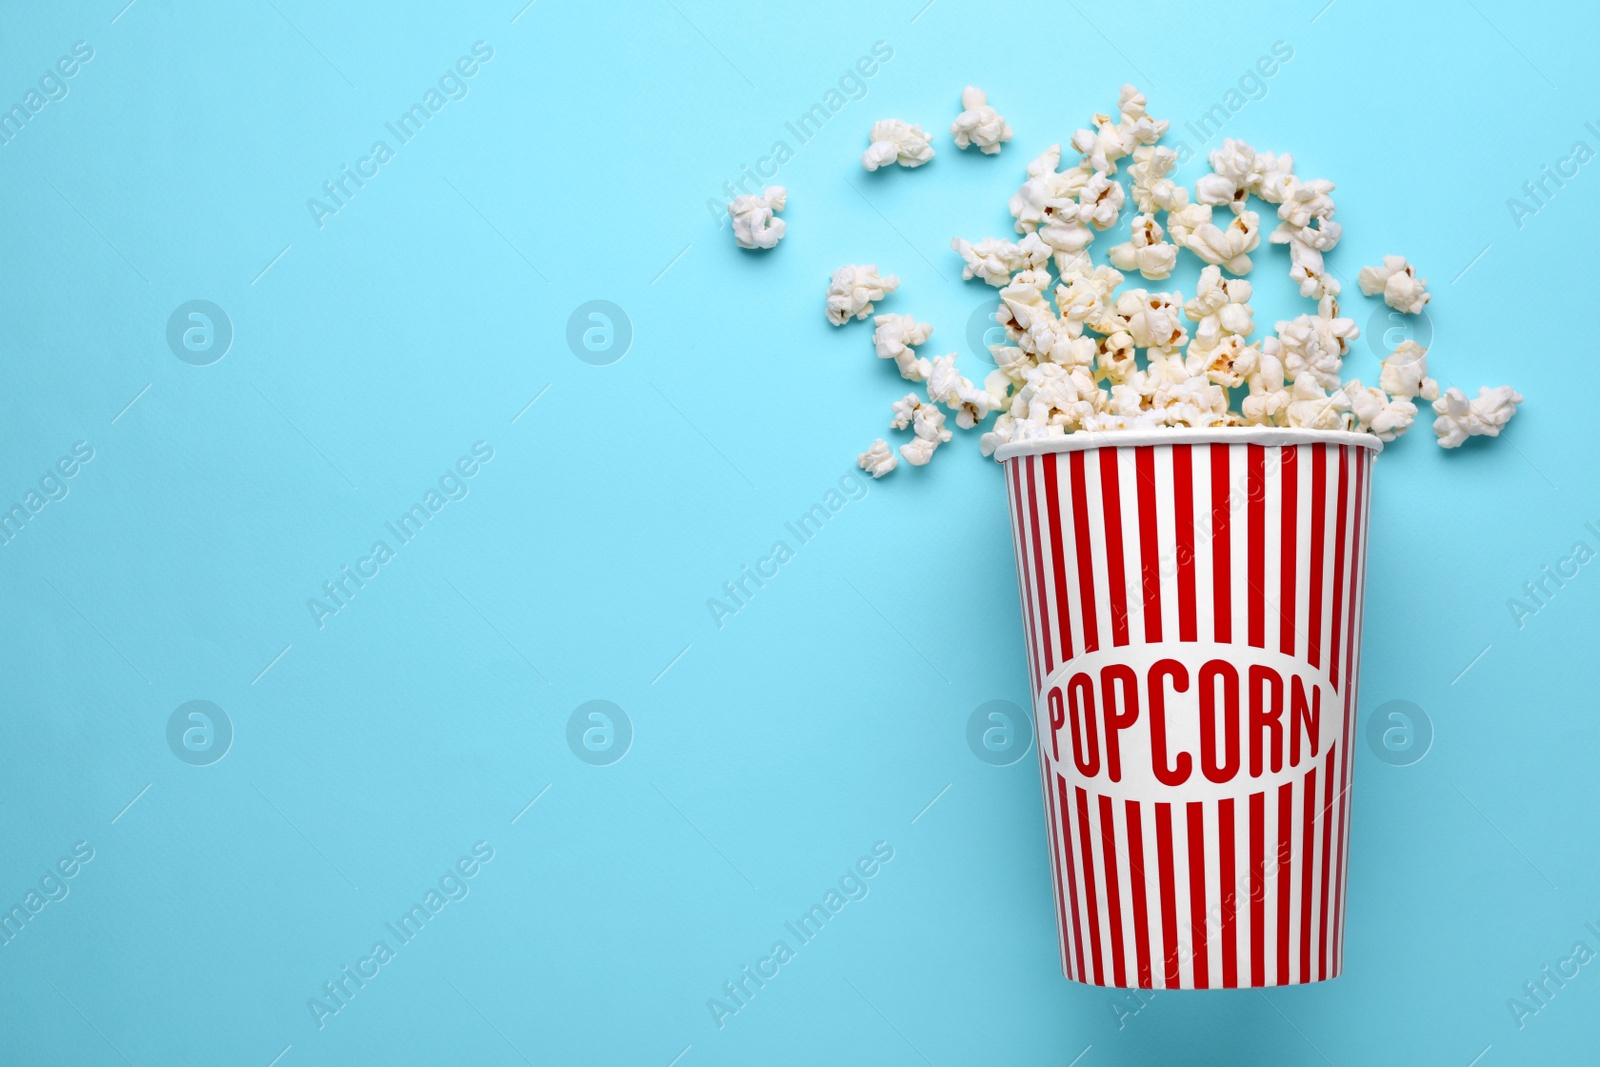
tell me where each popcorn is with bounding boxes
[1108,214,1178,280]
[1009,145,1093,234]
[1284,372,1350,430]
[1378,339,1440,402]
[1115,289,1188,351]
[1432,386,1523,448]
[1264,307,1359,391]
[1179,207,1261,274]
[950,86,1013,154]
[1070,84,1167,176]
[1269,216,1343,299]
[863,120,935,171]
[826,264,900,325]
[1127,146,1187,216]
[1195,139,1256,213]
[871,313,934,381]
[952,233,1051,286]
[824,84,1524,465]
[858,438,898,478]
[1249,151,1297,204]
[728,185,787,250]
[1341,379,1417,442]
[891,393,953,466]
[927,353,1002,427]
[1357,255,1431,315]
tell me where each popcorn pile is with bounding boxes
[811,86,1521,477]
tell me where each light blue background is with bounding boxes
[2,1,1595,1064]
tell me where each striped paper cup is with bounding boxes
[995,427,1380,989]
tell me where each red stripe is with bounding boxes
[1218,797,1238,988]
[1098,794,1128,987]
[1173,445,1198,641]
[1249,790,1265,986]
[1299,766,1318,984]
[1247,444,1266,648]
[1024,457,1056,679]
[1329,446,1350,691]
[1042,454,1075,662]
[1317,742,1337,980]
[1279,446,1298,657]
[1125,800,1154,987]
[1155,803,1181,987]
[1070,451,1100,653]
[1275,781,1294,985]
[1056,774,1087,981]
[1332,452,1369,972]
[1307,444,1327,669]
[1006,463,1040,695]
[1075,787,1105,985]
[1100,448,1130,647]
[1186,802,1209,988]
[1135,447,1162,643]
[1039,746,1072,978]
[1210,444,1232,643]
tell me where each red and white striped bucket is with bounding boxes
[996,428,1380,989]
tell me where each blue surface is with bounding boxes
[1,1,1595,1064]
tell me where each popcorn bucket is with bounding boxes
[995,428,1380,989]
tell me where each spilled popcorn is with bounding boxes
[819,85,1521,475]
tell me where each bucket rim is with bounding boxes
[994,426,1384,462]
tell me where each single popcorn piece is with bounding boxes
[1008,145,1094,234]
[1070,84,1166,175]
[926,353,1001,428]
[728,186,787,250]
[892,394,953,466]
[950,86,1013,154]
[1432,385,1523,448]
[1378,339,1440,401]
[858,438,898,478]
[1180,208,1261,274]
[1127,145,1188,214]
[863,119,935,171]
[951,233,1051,286]
[826,264,900,325]
[1108,214,1179,280]
[1195,139,1257,213]
[1284,372,1351,430]
[871,313,934,381]
[1249,151,1298,204]
[1357,254,1431,315]
[1269,217,1343,300]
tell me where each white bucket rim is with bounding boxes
[994,426,1384,462]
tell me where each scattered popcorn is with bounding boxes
[825,85,1523,460]
[1358,254,1431,315]
[1432,386,1523,448]
[826,264,899,325]
[728,185,787,250]
[863,119,935,171]
[950,86,1013,154]
[858,438,898,478]
[952,233,1051,286]
[871,313,934,381]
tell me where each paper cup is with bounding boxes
[995,428,1381,989]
